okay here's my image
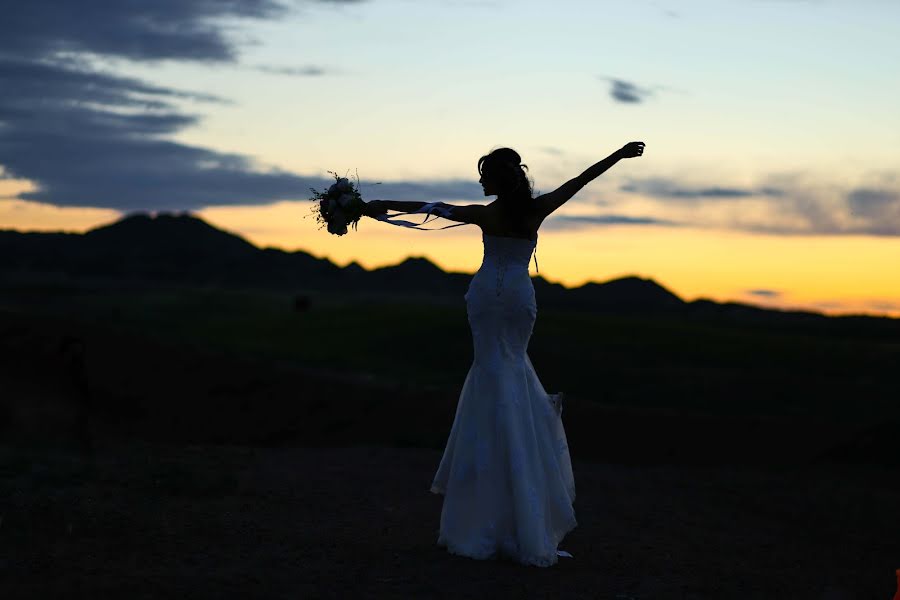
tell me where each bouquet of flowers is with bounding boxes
[308,171,369,236]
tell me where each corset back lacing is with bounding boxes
[495,242,539,297]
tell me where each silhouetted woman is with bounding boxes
[364,141,645,566]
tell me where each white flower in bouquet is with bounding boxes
[307,171,374,236]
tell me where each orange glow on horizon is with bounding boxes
[199,201,900,318]
[0,198,121,233]
[1,198,898,318]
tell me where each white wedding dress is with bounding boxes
[429,231,577,567]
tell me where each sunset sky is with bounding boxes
[2,0,899,316]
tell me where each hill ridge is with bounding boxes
[3,212,898,328]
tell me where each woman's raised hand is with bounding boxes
[617,141,645,159]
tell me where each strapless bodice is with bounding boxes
[481,232,539,273]
[467,232,539,299]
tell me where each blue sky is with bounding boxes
[149,0,900,181]
[2,0,899,314]
[4,0,899,213]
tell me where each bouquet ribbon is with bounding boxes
[373,201,467,230]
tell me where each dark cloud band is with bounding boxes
[0,0,287,63]
[541,214,678,230]
[0,0,365,212]
[620,175,900,236]
[621,177,784,200]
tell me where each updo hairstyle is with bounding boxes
[477,147,535,203]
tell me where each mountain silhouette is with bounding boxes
[1,212,343,287]
[556,276,685,313]
[85,212,257,258]
[2,212,898,334]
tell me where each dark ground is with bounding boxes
[2,285,899,598]
[2,442,898,599]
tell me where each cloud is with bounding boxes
[0,0,287,63]
[868,300,900,312]
[610,80,650,104]
[0,57,302,210]
[541,213,678,230]
[745,183,900,237]
[0,57,481,212]
[0,0,367,212]
[745,289,781,298]
[0,53,483,212]
[621,178,784,200]
[254,64,330,76]
[0,57,482,210]
[598,77,655,104]
[0,56,226,111]
[847,188,900,222]
[0,1,365,63]
[598,74,687,104]
[620,174,900,236]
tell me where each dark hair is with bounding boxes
[477,147,536,226]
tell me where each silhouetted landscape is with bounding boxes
[2,213,898,598]
[4,212,900,332]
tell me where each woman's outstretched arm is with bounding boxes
[363,200,486,226]
[362,199,420,218]
[535,141,645,219]
[388,200,430,212]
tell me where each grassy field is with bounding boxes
[2,279,898,422]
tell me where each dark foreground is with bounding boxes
[2,443,898,599]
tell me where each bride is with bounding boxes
[363,141,645,567]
